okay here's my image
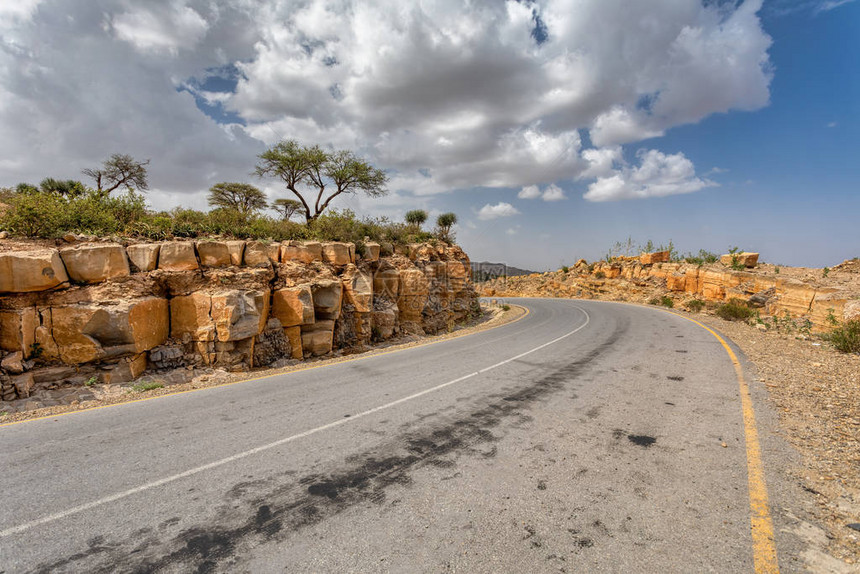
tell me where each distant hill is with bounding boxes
[470,261,537,282]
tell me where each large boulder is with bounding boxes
[0,249,69,293]
[639,251,670,265]
[243,241,273,267]
[321,242,354,266]
[720,252,759,268]
[398,268,430,322]
[49,297,169,364]
[311,280,343,320]
[225,241,246,266]
[211,289,270,341]
[373,269,401,300]
[272,285,315,327]
[0,307,37,356]
[126,244,160,272]
[281,241,322,264]
[371,300,399,339]
[342,265,373,313]
[363,242,381,262]
[59,244,130,284]
[196,241,233,267]
[301,320,334,356]
[170,292,216,342]
[158,242,199,271]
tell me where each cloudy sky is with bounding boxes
[1,0,857,269]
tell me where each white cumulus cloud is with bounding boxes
[541,184,567,201]
[518,185,541,199]
[478,202,520,220]
[583,149,717,202]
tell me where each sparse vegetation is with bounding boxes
[823,267,830,278]
[594,271,606,279]
[715,298,755,321]
[501,304,511,311]
[649,295,674,308]
[821,319,860,353]
[685,299,706,313]
[436,212,458,242]
[405,209,428,230]
[84,376,97,387]
[683,249,719,266]
[132,381,164,392]
[560,265,569,273]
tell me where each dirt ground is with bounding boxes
[698,313,859,569]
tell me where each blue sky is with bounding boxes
[0,0,856,269]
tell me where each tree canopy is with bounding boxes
[405,209,428,228]
[255,140,388,224]
[82,153,149,196]
[207,182,268,215]
[436,212,458,241]
[272,198,303,221]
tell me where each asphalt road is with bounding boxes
[0,299,791,573]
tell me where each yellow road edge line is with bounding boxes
[667,310,780,574]
[0,305,529,429]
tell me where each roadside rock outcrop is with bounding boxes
[0,239,480,404]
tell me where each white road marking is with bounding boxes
[0,306,590,539]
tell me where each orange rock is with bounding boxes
[321,242,354,265]
[196,241,233,267]
[0,249,69,293]
[281,241,322,264]
[170,292,216,341]
[0,307,37,356]
[342,265,373,313]
[283,325,303,359]
[60,244,130,284]
[639,251,670,265]
[158,242,199,271]
[127,244,160,272]
[272,285,315,327]
[719,252,759,268]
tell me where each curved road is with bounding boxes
[0,299,787,572]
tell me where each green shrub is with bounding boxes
[715,299,755,321]
[132,381,164,392]
[561,265,569,273]
[594,271,606,279]
[822,320,860,353]
[649,296,673,308]
[685,299,706,313]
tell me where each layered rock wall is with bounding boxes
[0,240,479,401]
[481,256,858,330]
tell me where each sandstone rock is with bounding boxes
[321,242,354,266]
[225,241,246,266]
[311,280,343,320]
[748,288,776,308]
[398,268,430,322]
[211,289,270,341]
[844,300,860,322]
[272,285,315,327]
[126,243,160,272]
[283,326,303,360]
[371,301,398,339]
[0,249,69,293]
[301,320,334,356]
[0,307,37,356]
[50,297,169,364]
[60,243,130,284]
[666,273,686,292]
[11,372,33,398]
[639,251,670,265]
[720,252,759,268]
[158,242,199,271]
[342,265,373,313]
[281,241,322,264]
[196,241,233,267]
[243,241,272,267]
[773,280,817,317]
[0,231,8,240]
[373,269,401,300]
[31,365,76,385]
[1,351,24,374]
[363,242,381,262]
[170,292,216,341]
[267,243,281,263]
[104,354,147,384]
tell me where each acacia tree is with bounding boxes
[255,140,388,224]
[272,198,303,221]
[436,212,458,242]
[208,182,268,215]
[82,153,150,197]
[405,209,428,230]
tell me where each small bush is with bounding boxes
[561,265,569,273]
[501,304,511,311]
[822,320,860,353]
[685,299,706,313]
[132,381,164,392]
[594,271,606,279]
[715,299,755,321]
[649,296,673,308]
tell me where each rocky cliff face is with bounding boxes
[480,253,860,330]
[0,239,480,402]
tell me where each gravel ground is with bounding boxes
[698,313,860,568]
